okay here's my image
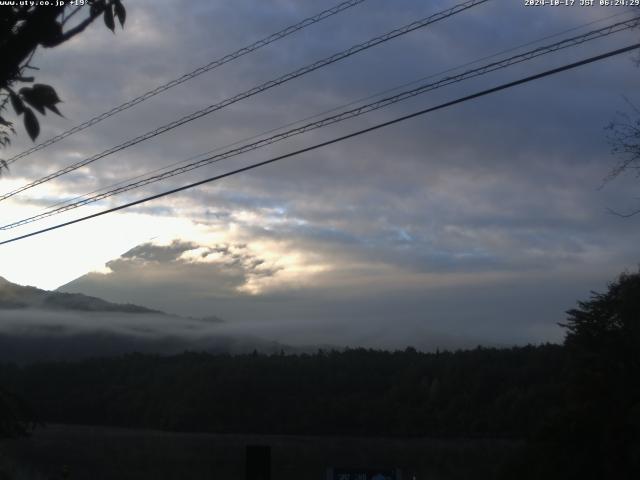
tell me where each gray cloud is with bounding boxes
[1,1,639,350]
[120,239,197,263]
[60,240,282,316]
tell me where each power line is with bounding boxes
[0,0,490,203]
[1,42,637,247]
[4,14,638,230]
[35,8,640,216]
[4,0,369,166]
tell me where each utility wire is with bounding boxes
[1,42,638,247]
[4,0,369,166]
[36,8,640,215]
[3,15,638,230]
[0,0,490,203]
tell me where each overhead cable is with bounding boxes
[3,14,638,230]
[4,0,370,165]
[1,42,637,246]
[0,0,490,203]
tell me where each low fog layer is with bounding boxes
[0,306,485,364]
[1,272,489,363]
[0,306,297,363]
[0,276,286,362]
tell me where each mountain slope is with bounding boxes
[0,276,160,314]
[0,276,309,363]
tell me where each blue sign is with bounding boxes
[327,468,400,480]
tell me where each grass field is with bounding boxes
[0,424,521,479]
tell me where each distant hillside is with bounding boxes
[0,277,322,364]
[0,276,160,314]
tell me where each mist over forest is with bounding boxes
[0,274,498,363]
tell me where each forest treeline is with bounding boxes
[0,345,566,438]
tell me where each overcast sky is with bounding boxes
[1,0,639,349]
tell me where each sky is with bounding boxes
[1,0,639,350]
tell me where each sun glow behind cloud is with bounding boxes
[0,176,333,295]
[0,180,212,290]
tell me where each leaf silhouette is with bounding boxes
[19,84,63,116]
[104,6,115,32]
[46,103,63,117]
[114,0,126,27]
[23,108,40,141]
[31,84,61,105]
[10,92,24,115]
[19,87,45,114]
